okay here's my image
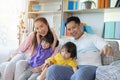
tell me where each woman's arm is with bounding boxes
[7,32,34,61]
[39,67,48,80]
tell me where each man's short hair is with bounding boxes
[65,16,81,26]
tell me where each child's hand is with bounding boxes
[42,61,51,71]
[32,64,44,73]
[32,67,40,73]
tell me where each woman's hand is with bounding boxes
[36,32,40,38]
[36,32,41,44]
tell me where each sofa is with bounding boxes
[95,41,120,80]
[0,41,120,80]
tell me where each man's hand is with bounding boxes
[100,45,113,56]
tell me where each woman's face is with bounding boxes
[61,48,71,60]
[34,20,49,36]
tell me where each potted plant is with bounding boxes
[83,0,96,9]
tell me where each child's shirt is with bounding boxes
[46,53,78,68]
[29,43,53,68]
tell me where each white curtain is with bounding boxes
[0,0,27,48]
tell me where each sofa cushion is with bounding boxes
[96,60,120,80]
[0,62,9,80]
[101,41,120,65]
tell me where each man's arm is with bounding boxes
[92,34,113,56]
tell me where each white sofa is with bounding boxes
[95,41,120,80]
[0,41,120,80]
[0,46,13,64]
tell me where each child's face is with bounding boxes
[61,48,71,60]
[41,40,50,49]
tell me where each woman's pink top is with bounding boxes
[13,32,34,56]
[13,31,59,57]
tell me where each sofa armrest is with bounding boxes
[0,47,15,64]
[101,41,120,65]
[96,60,120,80]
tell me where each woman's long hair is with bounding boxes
[31,17,51,53]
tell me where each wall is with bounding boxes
[104,12,120,49]
[74,13,104,37]
[74,12,120,49]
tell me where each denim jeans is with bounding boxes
[46,65,97,80]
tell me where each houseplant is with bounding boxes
[83,0,96,9]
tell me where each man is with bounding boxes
[46,16,112,80]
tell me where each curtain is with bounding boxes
[0,0,27,48]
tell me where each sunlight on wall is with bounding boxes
[0,0,26,48]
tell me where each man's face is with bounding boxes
[66,21,83,39]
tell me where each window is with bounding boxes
[0,0,26,48]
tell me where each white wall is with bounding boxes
[104,12,120,22]
[74,12,120,49]
[104,12,120,49]
[74,13,104,37]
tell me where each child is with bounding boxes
[18,29,59,80]
[38,42,78,80]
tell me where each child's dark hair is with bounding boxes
[41,31,59,47]
[65,16,81,26]
[62,42,76,58]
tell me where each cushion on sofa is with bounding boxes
[96,60,120,80]
[101,41,120,65]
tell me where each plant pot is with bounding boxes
[84,1,92,9]
[83,1,96,9]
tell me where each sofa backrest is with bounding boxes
[101,41,120,65]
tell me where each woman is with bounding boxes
[0,17,58,80]
[17,28,58,80]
